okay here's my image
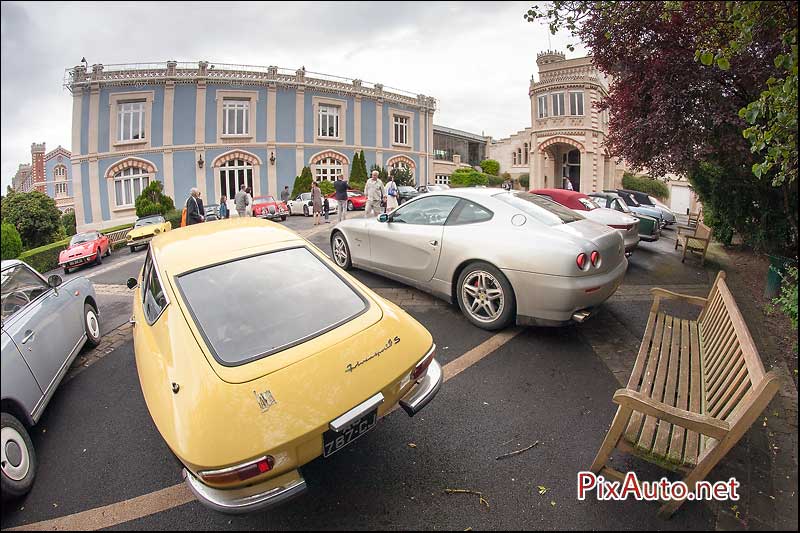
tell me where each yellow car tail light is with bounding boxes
[198,456,274,485]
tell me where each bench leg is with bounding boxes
[590,405,632,473]
[674,235,680,250]
[681,243,688,263]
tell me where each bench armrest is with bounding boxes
[650,288,707,307]
[613,389,730,439]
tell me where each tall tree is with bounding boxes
[1,191,63,249]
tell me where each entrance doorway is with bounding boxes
[562,149,581,191]
[218,158,254,200]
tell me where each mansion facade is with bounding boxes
[10,143,75,213]
[486,51,624,193]
[66,61,436,231]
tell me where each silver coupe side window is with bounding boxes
[493,191,585,225]
[175,247,368,366]
[1,264,49,321]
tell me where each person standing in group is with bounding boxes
[196,191,205,218]
[280,185,290,205]
[245,187,254,217]
[364,170,386,218]
[563,177,574,191]
[186,188,205,225]
[234,184,250,217]
[385,174,399,213]
[334,173,349,223]
[219,195,229,219]
[311,181,323,225]
[323,196,331,224]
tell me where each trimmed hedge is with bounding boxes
[519,173,530,189]
[480,159,500,176]
[622,172,669,200]
[18,238,70,274]
[16,222,135,274]
[450,168,489,188]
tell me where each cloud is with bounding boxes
[1,1,584,190]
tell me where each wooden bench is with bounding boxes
[675,220,712,265]
[589,271,780,518]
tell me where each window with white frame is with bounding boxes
[222,99,250,135]
[114,167,150,208]
[512,152,517,165]
[537,95,548,118]
[218,159,253,200]
[54,165,68,198]
[315,157,343,182]
[435,174,450,185]
[318,105,340,138]
[393,115,409,145]
[569,91,584,116]
[552,93,566,116]
[117,101,146,141]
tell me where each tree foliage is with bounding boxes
[480,159,500,176]
[621,172,670,200]
[389,166,415,186]
[61,211,77,237]
[291,166,314,198]
[135,180,175,217]
[1,190,63,249]
[1,222,23,260]
[525,1,798,254]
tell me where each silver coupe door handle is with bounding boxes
[21,330,35,344]
[429,240,438,246]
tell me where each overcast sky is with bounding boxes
[0,1,584,191]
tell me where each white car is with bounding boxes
[287,192,339,217]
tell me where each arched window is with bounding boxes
[315,157,343,182]
[523,143,529,165]
[517,148,522,165]
[114,167,150,207]
[512,152,517,165]
[219,159,253,200]
[53,165,68,198]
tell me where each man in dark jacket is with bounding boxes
[333,174,349,223]
[186,188,205,225]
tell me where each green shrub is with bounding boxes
[519,173,530,189]
[450,168,489,188]
[135,180,175,217]
[1,190,63,249]
[291,167,313,198]
[1,222,23,260]
[622,172,670,200]
[389,166,414,186]
[18,238,70,274]
[480,159,500,176]
[773,266,798,332]
[164,209,183,228]
[61,211,77,237]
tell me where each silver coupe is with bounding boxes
[1,260,101,498]
[330,188,627,330]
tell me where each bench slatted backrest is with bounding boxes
[698,273,766,427]
[694,222,712,241]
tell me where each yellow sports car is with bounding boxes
[126,214,172,252]
[127,218,441,513]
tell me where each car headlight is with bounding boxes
[154,229,161,234]
[127,235,133,241]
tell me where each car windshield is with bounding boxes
[347,191,362,197]
[175,247,368,366]
[300,193,311,201]
[70,232,98,246]
[399,186,416,193]
[621,194,640,207]
[493,191,585,225]
[256,196,276,203]
[134,216,164,228]
[577,197,599,211]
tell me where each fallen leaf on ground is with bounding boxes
[538,486,549,495]
[408,443,417,448]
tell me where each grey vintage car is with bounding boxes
[1,260,101,498]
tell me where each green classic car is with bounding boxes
[589,192,660,242]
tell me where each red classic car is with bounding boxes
[325,189,367,211]
[58,231,111,274]
[252,195,289,221]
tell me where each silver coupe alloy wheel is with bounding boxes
[461,271,504,323]
[1,426,30,482]
[86,308,100,339]
[333,235,348,267]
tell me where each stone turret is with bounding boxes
[536,50,566,66]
